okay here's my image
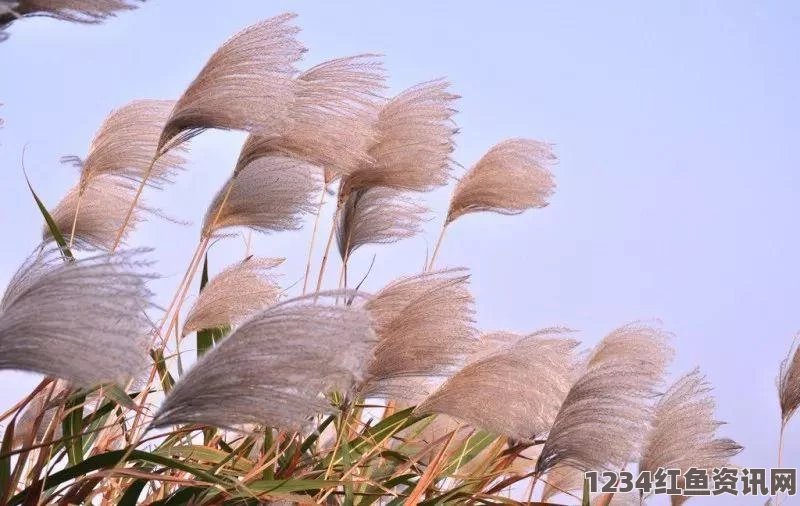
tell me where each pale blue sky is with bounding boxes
[1,1,798,504]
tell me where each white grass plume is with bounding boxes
[0,248,153,386]
[416,330,579,441]
[338,79,458,201]
[359,269,477,401]
[535,323,673,476]
[157,14,304,153]
[202,155,322,237]
[236,54,385,179]
[542,465,586,503]
[62,99,186,191]
[640,369,742,483]
[5,0,140,24]
[44,175,147,250]
[447,138,556,224]
[153,293,376,430]
[779,337,800,426]
[336,187,429,260]
[182,257,283,336]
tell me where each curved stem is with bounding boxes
[68,191,83,249]
[111,156,157,253]
[302,188,327,295]
[313,206,339,301]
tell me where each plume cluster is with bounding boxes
[236,54,385,178]
[640,369,742,497]
[182,257,283,336]
[0,248,153,386]
[535,323,673,476]
[44,176,147,250]
[157,14,305,153]
[446,138,556,224]
[416,330,579,441]
[359,269,477,401]
[338,79,458,200]
[63,99,186,191]
[202,155,321,237]
[778,339,800,425]
[1,0,140,27]
[154,294,376,430]
[336,187,429,259]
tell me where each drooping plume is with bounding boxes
[336,187,429,260]
[235,54,385,178]
[338,79,459,201]
[62,100,186,191]
[202,155,321,237]
[0,248,153,386]
[359,269,477,401]
[416,330,579,441]
[1,0,141,28]
[640,369,742,492]
[182,257,283,336]
[535,323,673,476]
[153,294,376,430]
[157,13,304,153]
[779,338,800,426]
[446,138,556,224]
[12,380,69,448]
[44,176,147,250]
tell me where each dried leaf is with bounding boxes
[182,257,283,336]
[640,369,742,479]
[62,100,186,191]
[157,14,304,153]
[779,337,800,425]
[336,186,429,259]
[153,294,376,430]
[338,79,458,200]
[535,323,673,476]
[359,269,477,401]
[236,54,385,178]
[0,248,153,386]
[202,155,322,237]
[446,138,556,224]
[416,330,579,441]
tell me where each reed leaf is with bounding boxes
[446,138,556,224]
[338,79,458,201]
[359,269,477,401]
[336,186,429,259]
[416,330,579,441]
[0,248,153,386]
[235,54,385,178]
[639,369,742,484]
[202,155,322,237]
[182,256,283,336]
[153,294,376,431]
[534,323,673,476]
[62,100,186,191]
[157,14,304,153]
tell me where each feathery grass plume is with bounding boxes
[202,155,322,237]
[534,323,673,476]
[62,100,186,191]
[416,330,579,441]
[639,369,742,500]
[153,293,376,430]
[337,79,458,201]
[336,186,429,259]
[12,380,69,448]
[1,0,140,27]
[779,338,800,426]
[0,248,153,386]
[542,465,585,503]
[182,256,284,336]
[446,138,556,224]
[235,54,386,178]
[44,175,146,250]
[157,14,304,154]
[359,269,477,401]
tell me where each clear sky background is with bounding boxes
[0,1,798,504]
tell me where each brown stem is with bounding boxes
[427,223,447,272]
[111,156,157,252]
[313,206,340,301]
[302,188,327,295]
[68,190,83,249]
